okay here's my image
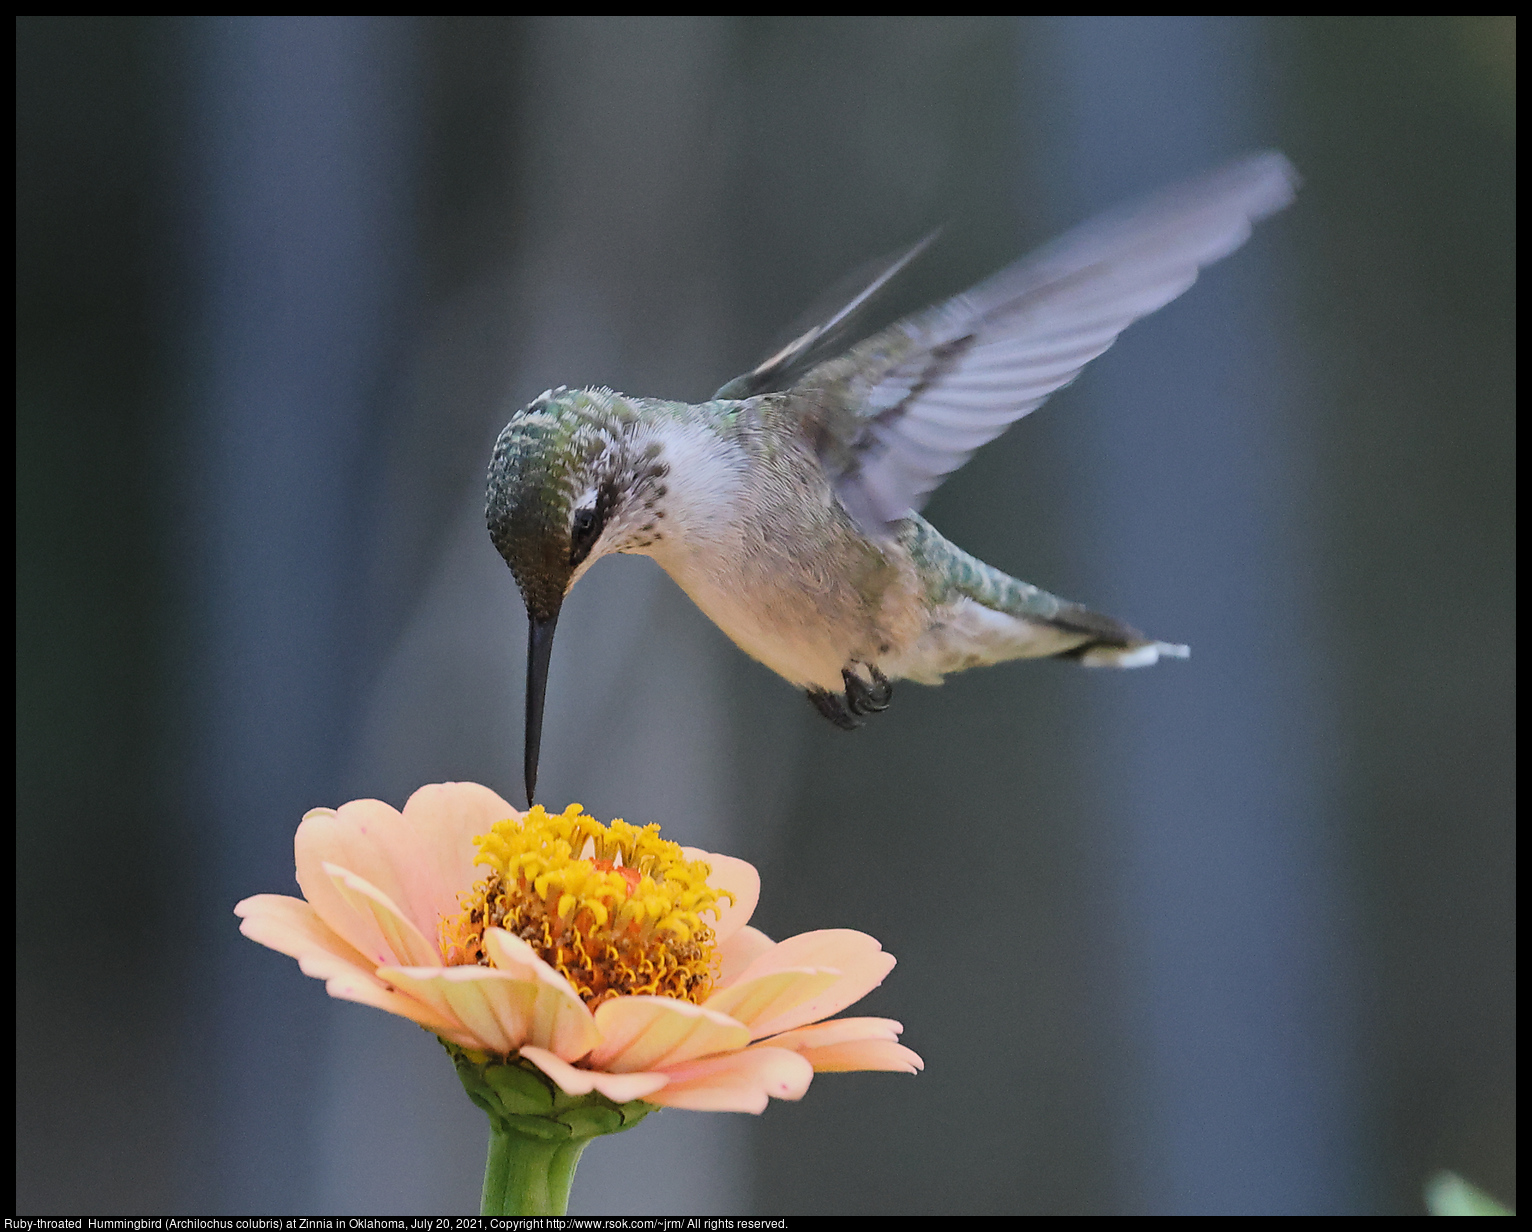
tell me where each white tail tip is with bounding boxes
[1079,641,1190,669]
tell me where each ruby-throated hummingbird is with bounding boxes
[488,152,1298,804]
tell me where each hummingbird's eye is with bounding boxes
[569,505,603,565]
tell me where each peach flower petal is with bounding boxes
[729,929,896,1038]
[518,1045,670,1104]
[376,965,523,1054]
[788,1039,924,1074]
[323,962,475,1044]
[295,785,521,961]
[765,1018,924,1073]
[379,963,599,1061]
[702,968,841,1039]
[482,928,601,1060]
[644,1046,813,1113]
[716,925,776,987]
[295,800,415,961]
[481,929,577,990]
[235,893,373,978]
[397,782,523,935]
[681,848,758,945]
[587,997,749,1073]
[324,863,443,968]
[765,1017,905,1050]
[235,895,465,1038]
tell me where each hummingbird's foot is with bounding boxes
[805,687,862,730]
[805,666,893,728]
[842,665,893,715]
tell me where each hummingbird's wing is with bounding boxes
[792,151,1299,535]
[714,232,940,401]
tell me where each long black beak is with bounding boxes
[524,608,559,807]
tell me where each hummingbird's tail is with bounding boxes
[893,515,1188,682]
[1050,610,1190,668]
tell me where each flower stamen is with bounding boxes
[440,804,733,1009]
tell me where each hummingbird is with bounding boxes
[488,151,1299,804]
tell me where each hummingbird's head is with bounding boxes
[485,386,669,805]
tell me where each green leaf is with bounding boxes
[451,1061,501,1118]
[1426,1172,1513,1216]
[500,1111,572,1141]
[557,1105,623,1137]
[615,1099,658,1130]
[484,1062,557,1116]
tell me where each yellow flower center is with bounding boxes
[439,804,733,1010]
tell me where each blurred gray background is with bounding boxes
[16,15,1514,1217]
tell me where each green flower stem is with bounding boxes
[445,1041,656,1216]
[481,1121,590,1216]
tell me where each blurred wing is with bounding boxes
[714,232,939,401]
[796,151,1300,534]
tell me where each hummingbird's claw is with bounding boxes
[805,687,863,730]
[807,666,893,728]
[842,665,893,715]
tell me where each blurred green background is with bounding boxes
[16,16,1514,1216]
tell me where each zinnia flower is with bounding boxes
[236,782,920,1121]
